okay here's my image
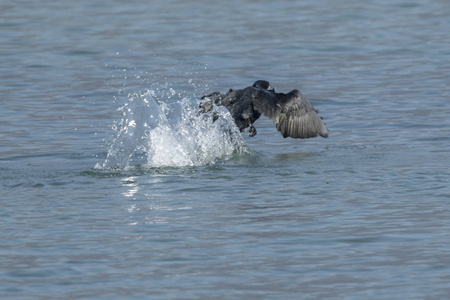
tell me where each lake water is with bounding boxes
[1,0,450,299]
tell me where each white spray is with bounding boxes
[96,90,247,169]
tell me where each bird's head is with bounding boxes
[252,80,273,91]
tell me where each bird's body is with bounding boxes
[201,80,328,139]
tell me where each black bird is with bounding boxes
[201,80,328,139]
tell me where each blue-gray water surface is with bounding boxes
[1,0,450,299]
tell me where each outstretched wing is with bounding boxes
[253,89,328,139]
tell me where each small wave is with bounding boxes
[95,90,247,169]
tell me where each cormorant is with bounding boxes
[201,80,328,139]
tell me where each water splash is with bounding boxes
[96,90,247,169]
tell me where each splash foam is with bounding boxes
[96,90,247,169]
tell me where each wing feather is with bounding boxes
[252,89,282,122]
[254,89,328,139]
